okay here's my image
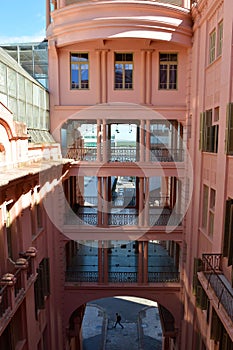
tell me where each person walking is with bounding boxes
[113,313,124,329]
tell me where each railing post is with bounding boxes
[0,273,16,311]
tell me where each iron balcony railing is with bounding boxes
[148,271,180,283]
[65,147,184,162]
[65,270,180,283]
[80,196,169,208]
[65,209,182,226]
[202,254,233,322]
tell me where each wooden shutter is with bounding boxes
[228,204,233,266]
[223,199,233,256]
[199,112,205,151]
[196,285,208,310]
[226,103,233,155]
[210,309,222,341]
[193,258,203,295]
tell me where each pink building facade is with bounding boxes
[0,0,233,349]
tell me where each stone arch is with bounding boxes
[64,288,182,330]
[0,118,14,140]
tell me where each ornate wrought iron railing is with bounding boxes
[65,270,180,283]
[65,270,98,283]
[108,271,137,283]
[65,146,184,162]
[148,271,180,283]
[202,254,233,322]
[65,208,183,226]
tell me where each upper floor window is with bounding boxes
[70,53,89,90]
[217,21,223,57]
[209,30,216,64]
[114,53,133,89]
[199,109,218,153]
[159,53,177,90]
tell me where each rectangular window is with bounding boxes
[114,53,133,89]
[199,110,218,153]
[209,30,216,64]
[70,53,89,89]
[226,103,233,155]
[217,21,223,57]
[159,53,177,90]
[214,106,219,122]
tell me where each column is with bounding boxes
[101,50,108,103]
[137,241,143,283]
[98,241,103,283]
[46,0,51,29]
[96,50,101,104]
[103,177,108,226]
[59,0,66,8]
[146,50,153,105]
[161,177,169,207]
[48,40,60,106]
[97,177,102,226]
[97,119,102,162]
[140,120,145,162]
[140,50,146,104]
[145,120,151,162]
[103,241,109,283]
[144,177,150,226]
[138,177,144,226]
[143,241,148,283]
[102,120,107,162]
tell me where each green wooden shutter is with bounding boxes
[223,199,233,257]
[226,103,233,155]
[193,258,203,295]
[228,204,233,266]
[199,112,206,151]
[210,309,222,341]
[196,285,208,310]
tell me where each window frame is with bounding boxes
[70,52,89,90]
[159,53,178,90]
[209,29,216,64]
[114,52,133,90]
[217,20,223,57]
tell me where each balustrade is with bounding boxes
[65,207,183,226]
[201,254,233,322]
[65,270,180,283]
[65,146,184,162]
[148,271,180,283]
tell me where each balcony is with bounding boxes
[65,241,180,284]
[65,147,184,163]
[198,254,233,324]
[65,206,183,227]
[0,251,37,334]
